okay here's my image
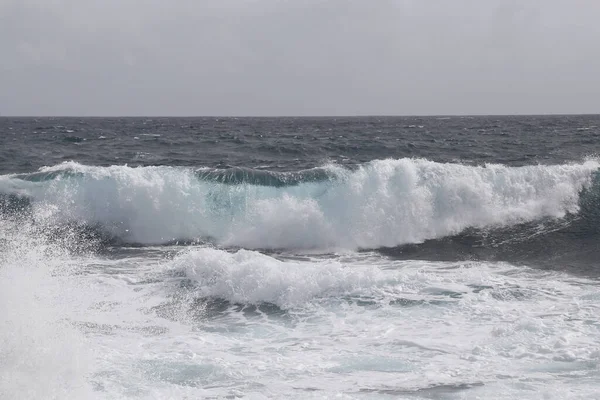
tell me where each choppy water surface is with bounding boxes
[1,115,600,399]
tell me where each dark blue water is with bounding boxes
[1,115,599,173]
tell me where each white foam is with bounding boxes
[4,158,599,249]
[162,248,600,398]
[174,248,385,309]
[3,223,600,398]
[0,220,95,399]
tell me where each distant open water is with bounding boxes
[1,116,600,399]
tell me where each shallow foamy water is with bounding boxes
[3,243,599,399]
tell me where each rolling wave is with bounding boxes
[0,159,598,250]
[175,248,383,309]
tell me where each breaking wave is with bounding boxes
[175,248,384,309]
[0,158,598,250]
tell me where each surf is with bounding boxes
[1,158,598,250]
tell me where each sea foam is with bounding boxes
[2,158,598,249]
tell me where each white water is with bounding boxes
[2,222,600,399]
[2,158,600,399]
[3,158,598,248]
[0,220,94,399]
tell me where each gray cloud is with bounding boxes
[1,0,599,116]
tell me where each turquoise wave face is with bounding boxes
[12,167,335,187]
[194,167,335,187]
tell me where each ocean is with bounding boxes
[1,115,600,399]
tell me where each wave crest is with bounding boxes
[175,248,381,308]
[1,159,598,249]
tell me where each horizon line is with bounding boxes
[1,112,599,118]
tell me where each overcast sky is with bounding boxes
[1,0,599,116]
